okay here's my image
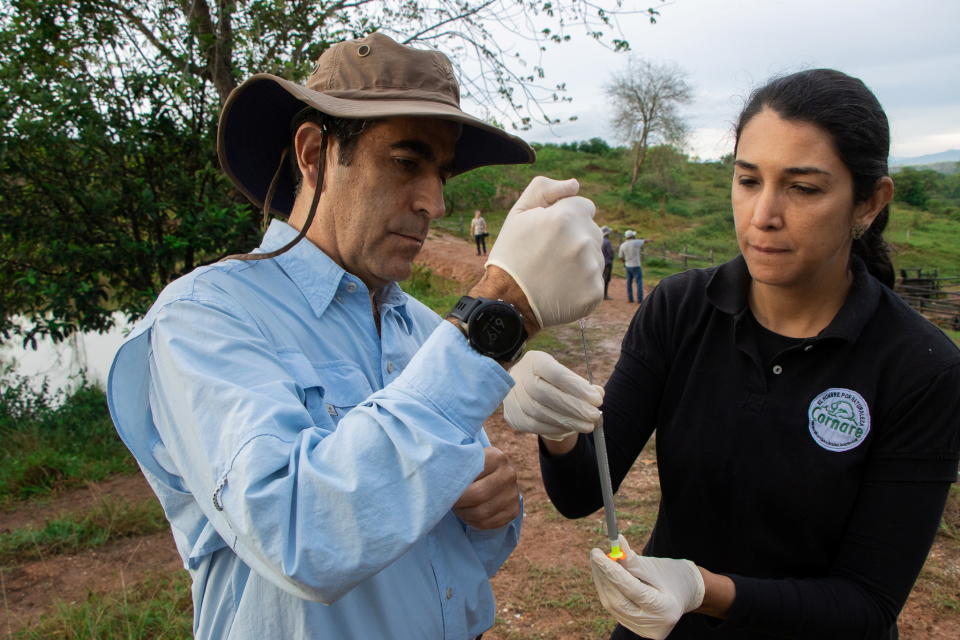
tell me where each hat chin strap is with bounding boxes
[220,133,329,262]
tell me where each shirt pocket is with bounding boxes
[277,350,374,428]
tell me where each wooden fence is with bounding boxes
[640,242,723,269]
[895,268,960,331]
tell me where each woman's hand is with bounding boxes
[590,535,705,639]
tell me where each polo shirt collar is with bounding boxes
[259,220,409,321]
[819,255,882,343]
[706,253,882,343]
[706,254,752,316]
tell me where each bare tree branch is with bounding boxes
[401,0,498,44]
[96,0,206,77]
[606,56,693,187]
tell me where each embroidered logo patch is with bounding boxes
[808,388,870,451]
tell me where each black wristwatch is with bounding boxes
[447,296,527,363]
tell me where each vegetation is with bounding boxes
[0,0,665,347]
[0,497,166,565]
[402,263,464,314]
[606,58,693,188]
[892,164,960,212]
[0,371,136,506]
[7,572,193,640]
[440,144,960,282]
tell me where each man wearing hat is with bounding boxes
[619,229,648,303]
[601,225,614,300]
[108,32,604,639]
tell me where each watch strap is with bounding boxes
[448,295,483,324]
[447,296,527,363]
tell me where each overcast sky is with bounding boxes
[494,0,960,160]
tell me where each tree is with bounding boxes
[894,167,939,208]
[637,144,689,213]
[0,0,665,346]
[558,137,612,155]
[606,57,692,189]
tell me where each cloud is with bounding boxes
[473,0,960,160]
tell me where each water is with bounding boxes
[0,314,131,393]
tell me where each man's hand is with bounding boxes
[503,350,603,441]
[453,446,520,530]
[481,176,604,329]
[590,535,705,640]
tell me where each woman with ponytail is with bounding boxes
[504,69,960,639]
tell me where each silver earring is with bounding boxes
[851,224,866,240]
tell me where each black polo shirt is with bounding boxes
[541,255,960,639]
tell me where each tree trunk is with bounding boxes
[629,127,650,189]
[630,143,639,188]
[183,0,238,105]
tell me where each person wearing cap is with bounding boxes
[618,229,648,303]
[107,32,604,640]
[601,226,614,299]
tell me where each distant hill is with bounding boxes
[889,149,960,168]
[909,161,960,175]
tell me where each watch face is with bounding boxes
[470,302,524,357]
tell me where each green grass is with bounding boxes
[8,571,193,639]
[439,147,960,295]
[401,263,463,314]
[0,373,137,506]
[526,328,563,353]
[0,497,167,566]
[887,205,960,271]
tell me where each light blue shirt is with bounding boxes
[108,220,520,639]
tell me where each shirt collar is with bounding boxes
[376,280,414,331]
[818,255,881,342]
[260,220,410,320]
[706,253,882,343]
[706,254,752,316]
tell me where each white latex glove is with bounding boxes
[590,535,705,640]
[486,176,604,328]
[503,350,603,440]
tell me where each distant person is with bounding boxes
[601,226,614,299]
[618,230,647,303]
[471,209,489,255]
[503,68,959,639]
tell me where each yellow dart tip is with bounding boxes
[607,545,625,561]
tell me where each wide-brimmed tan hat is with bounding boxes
[218,32,536,216]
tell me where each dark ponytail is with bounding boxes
[734,69,894,288]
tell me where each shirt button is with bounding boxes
[345,282,358,293]
[804,345,813,352]
[386,361,395,374]
[446,587,454,600]
[772,364,783,375]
